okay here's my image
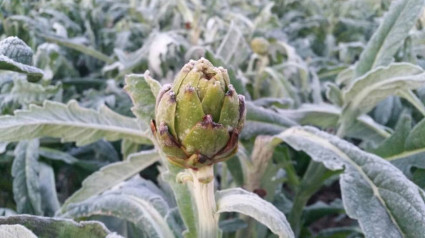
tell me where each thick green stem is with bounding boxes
[253,56,270,99]
[281,146,300,192]
[190,166,220,238]
[289,161,328,237]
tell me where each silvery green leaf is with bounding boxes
[354,0,425,77]
[216,188,294,238]
[0,100,151,146]
[0,208,16,217]
[0,37,44,81]
[39,9,82,32]
[176,0,194,24]
[163,163,197,238]
[0,224,37,238]
[365,113,425,178]
[373,96,401,125]
[40,33,113,64]
[241,102,297,139]
[340,63,425,135]
[274,41,310,98]
[219,218,247,233]
[4,78,61,106]
[38,162,60,216]
[61,177,174,238]
[0,215,120,238]
[166,208,185,238]
[324,83,343,107]
[0,142,7,154]
[252,97,292,108]
[378,115,425,177]
[34,43,78,81]
[121,139,141,160]
[124,72,161,123]
[274,126,425,238]
[216,21,249,67]
[0,37,33,65]
[369,113,411,158]
[39,147,104,171]
[335,66,354,87]
[263,67,301,105]
[278,103,390,144]
[39,147,80,164]
[12,140,42,215]
[148,32,187,77]
[62,150,160,210]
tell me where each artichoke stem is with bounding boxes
[190,166,219,238]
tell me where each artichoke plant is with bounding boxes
[151,58,246,169]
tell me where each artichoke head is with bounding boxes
[151,58,246,169]
[250,37,269,56]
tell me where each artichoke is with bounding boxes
[250,37,270,56]
[151,58,246,169]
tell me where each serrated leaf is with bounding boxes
[0,100,151,146]
[62,150,160,209]
[61,177,174,238]
[354,0,425,77]
[216,188,294,238]
[12,140,42,215]
[0,224,37,238]
[124,72,161,123]
[0,215,120,238]
[274,126,425,238]
[340,63,425,135]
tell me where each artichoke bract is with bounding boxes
[151,58,246,169]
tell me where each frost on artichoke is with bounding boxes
[151,58,246,169]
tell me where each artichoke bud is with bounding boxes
[250,37,270,56]
[151,58,246,169]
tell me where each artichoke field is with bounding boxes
[2,0,425,238]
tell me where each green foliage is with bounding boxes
[3,0,425,237]
[0,100,151,146]
[0,215,122,238]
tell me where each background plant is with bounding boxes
[1,0,425,237]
